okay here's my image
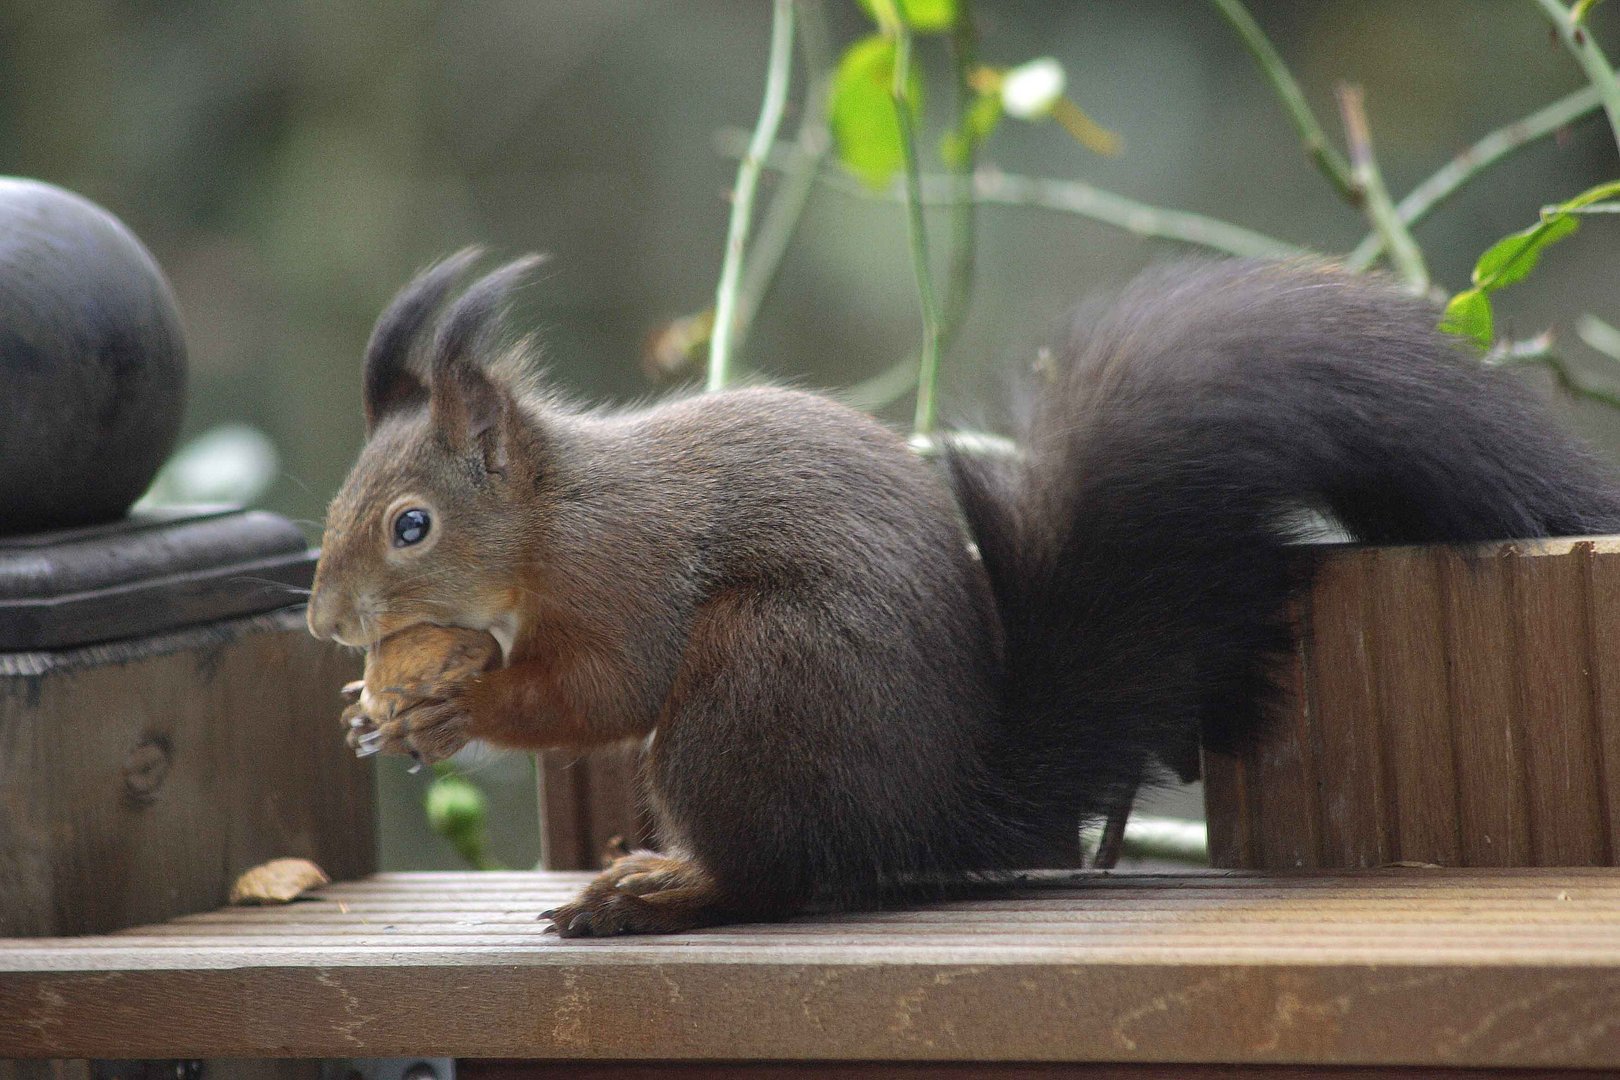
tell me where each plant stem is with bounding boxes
[891,25,945,436]
[939,0,979,356]
[1336,83,1429,292]
[1579,314,1620,360]
[707,0,796,393]
[1490,329,1620,409]
[963,169,1308,259]
[720,131,1310,258]
[1533,0,1620,151]
[908,429,1022,460]
[1210,0,1359,202]
[839,353,920,411]
[730,0,832,357]
[1345,86,1602,271]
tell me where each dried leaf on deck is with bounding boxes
[229,857,330,905]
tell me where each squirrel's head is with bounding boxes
[308,250,546,653]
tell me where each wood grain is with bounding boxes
[1368,547,1460,866]
[537,744,653,870]
[463,1064,1620,1079]
[1435,544,1528,866]
[4,869,1620,1069]
[0,610,371,937]
[1206,537,1620,870]
[1295,548,1386,867]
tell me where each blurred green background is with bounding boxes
[5,0,1616,869]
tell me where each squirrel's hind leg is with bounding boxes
[540,853,745,937]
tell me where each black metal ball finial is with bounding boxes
[0,177,188,534]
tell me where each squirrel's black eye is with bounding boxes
[392,508,431,547]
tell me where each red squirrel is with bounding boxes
[308,251,1620,935]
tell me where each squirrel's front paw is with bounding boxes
[342,684,472,765]
[341,624,500,764]
[348,689,473,764]
[389,692,474,763]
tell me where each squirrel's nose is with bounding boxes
[306,590,357,644]
[306,593,337,641]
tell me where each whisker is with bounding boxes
[280,471,320,500]
[228,575,314,597]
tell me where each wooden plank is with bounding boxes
[1584,547,1620,857]
[461,1063,1620,1080]
[0,611,369,937]
[1240,595,1320,868]
[1509,542,1609,865]
[4,869,1620,1068]
[4,959,1619,1065]
[0,1063,91,1080]
[1298,550,1387,867]
[1213,538,1620,870]
[538,746,653,871]
[582,745,653,858]
[1367,548,1460,866]
[537,750,591,869]
[1435,544,1529,866]
[1196,742,1251,869]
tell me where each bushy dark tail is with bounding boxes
[947,260,1620,855]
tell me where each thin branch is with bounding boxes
[1346,86,1602,271]
[730,0,833,356]
[1486,329,1558,366]
[1533,0,1620,151]
[1336,83,1429,292]
[1210,0,1359,201]
[839,354,919,411]
[964,169,1309,259]
[1579,314,1620,360]
[939,0,979,356]
[1490,329,1620,409]
[707,0,796,393]
[891,26,945,436]
[720,132,1312,259]
[908,429,1022,460]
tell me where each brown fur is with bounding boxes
[311,254,997,934]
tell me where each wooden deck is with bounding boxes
[4,868,1620,1071]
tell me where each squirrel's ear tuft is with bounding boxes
[362,247,483,432]
[429,255,547,477]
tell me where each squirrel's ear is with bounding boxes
[429,255,545,477]
[362,247,483,432]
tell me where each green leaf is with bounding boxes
[1471,214,1579,291]
[1469,179,1620,293]
[1449,178,1620,349]
[829,35,924,189]
[941,88,1002,166]
[1439,288,1493,349]
[858,0,958,32]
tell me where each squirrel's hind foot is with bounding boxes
[541,853,736,937]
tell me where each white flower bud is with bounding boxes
[1000,57,1066,120]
